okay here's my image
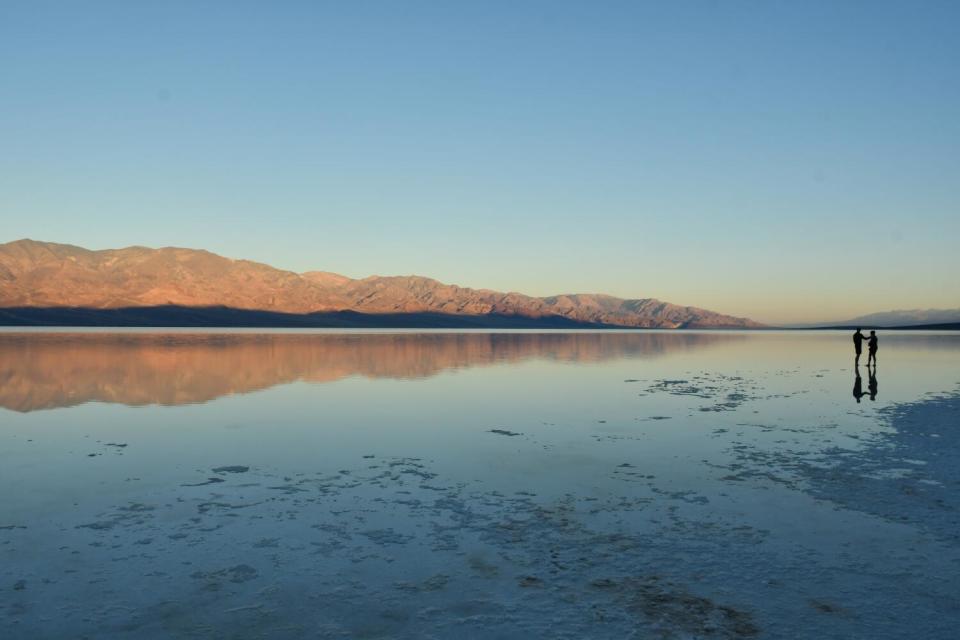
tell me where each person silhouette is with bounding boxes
[866,330,878,366]
[852,328,866,365]
[867,365,878,401]
[852,367,868,403]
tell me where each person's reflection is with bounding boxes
[867,364,878,401]
[853,367,868,403]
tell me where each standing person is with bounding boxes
[853,328,866,365]
[867,330,878,366]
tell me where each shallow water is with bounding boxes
[1,329,959,639]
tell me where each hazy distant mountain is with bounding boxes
[844,308,960,327]
[0,239,762,328]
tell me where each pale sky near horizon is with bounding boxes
[1,1,958,324]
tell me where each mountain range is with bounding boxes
[841,308,960,328]
[0,239,760,329]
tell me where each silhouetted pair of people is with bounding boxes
[852,329,879,403]
[853,365,878,403]
[853,329,878,366]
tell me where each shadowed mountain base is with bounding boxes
[0,305,737,329]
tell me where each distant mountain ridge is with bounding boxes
[842,308,960,327]
[0,239,762,328]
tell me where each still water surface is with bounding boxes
[1,330,959,638]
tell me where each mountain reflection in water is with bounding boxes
[0,331,742,412]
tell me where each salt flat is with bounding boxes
[1,330,958,639]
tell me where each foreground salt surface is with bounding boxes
[1,332,959,639]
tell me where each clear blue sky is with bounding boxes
[2,1,958,323]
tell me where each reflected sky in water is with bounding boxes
[1,330,959,639]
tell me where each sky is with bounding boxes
[1,1,958,324]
